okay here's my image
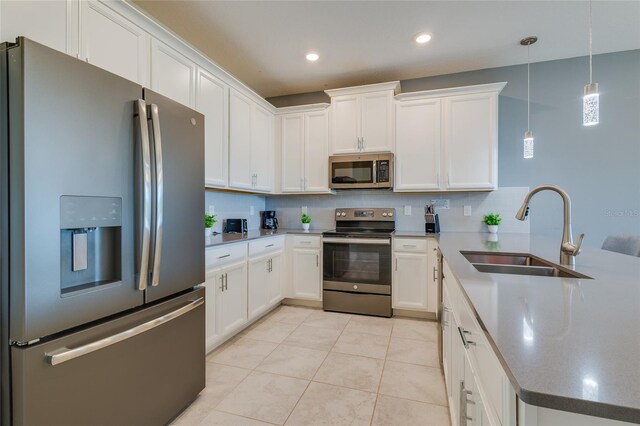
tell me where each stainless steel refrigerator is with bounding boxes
[0,37,206,425]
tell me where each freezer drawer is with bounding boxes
[11,288,205,426]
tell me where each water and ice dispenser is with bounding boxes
[60,196,122,295]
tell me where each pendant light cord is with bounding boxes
[527,44,530,132]
[589,0,593,84]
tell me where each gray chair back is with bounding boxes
[601,235,640,257]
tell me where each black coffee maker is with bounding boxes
[261,210,278,230]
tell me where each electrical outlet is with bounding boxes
[430,199,450,209]
[464,205,472,216]
[301,206,308,214]
[250,206,255,216]
[404,205,412,216]
[208,205,215,215]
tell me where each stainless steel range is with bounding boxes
[322,208,395,317]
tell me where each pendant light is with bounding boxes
[520,36,537,159]
[583,0,599,126]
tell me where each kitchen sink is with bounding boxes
[461,251,592,279]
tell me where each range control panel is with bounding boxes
[334,208,395,221]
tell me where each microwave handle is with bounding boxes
[373,160,377,184]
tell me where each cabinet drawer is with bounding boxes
[291,235,321,248]
[249,236,285,257]
[206,243,247,270]
[393,238,428,253]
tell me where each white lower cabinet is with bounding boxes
[248,249,283,320]
[442,258,516,426]
[289,236,322,300]
[392,238,437,313]
[214,261,248,337]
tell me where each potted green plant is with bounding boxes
[483,213,501,234]
[301,213,312,231]
[204,213,216,237]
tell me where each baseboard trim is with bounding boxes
[393,309,437,320]
[282,298,323,308]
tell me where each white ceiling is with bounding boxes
[132,1,640,98]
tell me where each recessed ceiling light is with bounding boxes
[415,33,432,44]
[306,52,319,62]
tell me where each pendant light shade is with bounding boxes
[520,36,537,159]
[583,1,599,126]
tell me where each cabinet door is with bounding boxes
[392,252,429,311]
[292,248,321,300]
[267,252,283,306]
[197,69,228,188]
[442,285,452,399]
[360,91,394,152]
[450,312,464,426]
[427,240,439,313]
[251,104,274,192]
[304,110,330,192]
[204,269,221,351]
[150,39,196,108]
[280,113,305,192]
[395,99,442,191]
[443,93,497,190]
[248,255,269,320]
[0,0,78,56]
[228,89,253,190]
[216,262,248,336]
[79,1,149,85]
[330,95,360,154]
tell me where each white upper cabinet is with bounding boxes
[443,91,498,190]
[279,105,330,193]
[395,98,442,191]
[79,1,149,85]
[229,89,254,190]
[394,82,505,192]
[197,68,229,188]
[280,113,305,192]
[229,89,275,193]
[251,104,274,192]
[0,0,79,56]
[150,38,196,108]
[326,82,399,154]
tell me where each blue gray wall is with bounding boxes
[267,50,640,247]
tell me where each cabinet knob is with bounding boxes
[353,284,358,290]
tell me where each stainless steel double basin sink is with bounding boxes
[461,251,592,279]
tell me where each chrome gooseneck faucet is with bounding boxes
[515,185,585,266]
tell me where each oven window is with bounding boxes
[331,161,373,184]
[323,242,391,285]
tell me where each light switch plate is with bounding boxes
[250,206,255,216]
[430,199,450,209]
[464,205,472,216]
[301,206,308,214]
[404,205,412,215]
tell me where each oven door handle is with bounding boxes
[322,238,390,245]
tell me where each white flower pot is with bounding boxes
[205,228,212,237]
[302,223,310,231]
[487,225,498,234]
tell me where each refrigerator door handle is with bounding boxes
[136,99,152,291]
[45,297,204,366]
[150,104,164,287]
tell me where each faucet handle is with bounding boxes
[574,233,585,255]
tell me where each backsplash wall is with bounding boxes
[204,190,266,233]
[265,187,530,233]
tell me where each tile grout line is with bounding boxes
[369,318,395,425]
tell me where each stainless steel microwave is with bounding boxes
[329,153,394,189]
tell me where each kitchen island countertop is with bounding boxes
[438,232,640,423]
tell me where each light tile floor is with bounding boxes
[172,306,451,426]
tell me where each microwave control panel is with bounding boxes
[377,160,390,182]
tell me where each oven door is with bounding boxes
[323,238,391,286]
[329,156,376,189]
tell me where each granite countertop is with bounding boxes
[205,228,327,247]
[438,232,640,423]
[393,231,439,238]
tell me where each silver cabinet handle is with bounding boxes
[403,244,417,248]
[135,99,151,291]
[300,241,312,244]
[46,297,204,366]
[150,103,164,287]
[220,274,225,291]
[266,259,270,273]
[316,254,319,267]
[433,267,438,281]
[395,258,398,271]
[217,254,231,259]
[460,381,474,425]
[224,273,228,291]
[270,258,273,272]
[458,326,476,348]
[266,244,274,248]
